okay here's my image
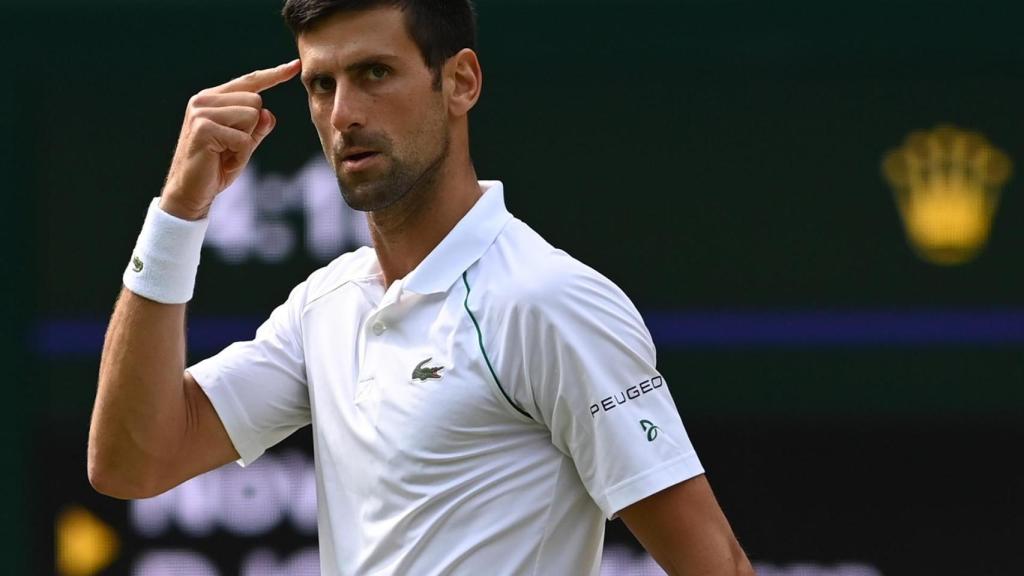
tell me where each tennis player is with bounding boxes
[89,1,753,574]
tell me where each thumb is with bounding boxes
[252,108,277,147]
[232,109,276,171]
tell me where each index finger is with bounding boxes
[215,59,302,94]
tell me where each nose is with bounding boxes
[330,81,367,132]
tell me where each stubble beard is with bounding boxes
[335,131,451,214]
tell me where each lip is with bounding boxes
[339,150,382,172]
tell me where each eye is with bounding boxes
[367,64,390,81]
[309,75,335,94]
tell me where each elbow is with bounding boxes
[87,462,126,499]
[87,462,134,500]
[735,560,756,576]
[730,543,755,576]
[87,451,164,500]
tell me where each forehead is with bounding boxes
[297,7,421,68]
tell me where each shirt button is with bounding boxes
[371,321,387,335]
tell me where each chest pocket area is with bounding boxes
[370,345,519,465]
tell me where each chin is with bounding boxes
[338,185,377,213]
[338,179,404,213]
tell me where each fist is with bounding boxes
[160,59,302,220]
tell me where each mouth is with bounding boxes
[340,150,382,171]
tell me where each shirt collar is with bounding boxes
[401,180,512,295]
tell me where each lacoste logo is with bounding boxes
[639,419,660,442]
[131,256,144,273]
[412,357,444,381]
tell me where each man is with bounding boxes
[89,1,754,574]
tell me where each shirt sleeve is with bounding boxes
[187,281,311,466]
[508,262,704,519]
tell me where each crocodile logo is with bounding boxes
[131,256,144,273]
[412,358,444,381]
[640,419,660,442]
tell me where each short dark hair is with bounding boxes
[282,0,477,88]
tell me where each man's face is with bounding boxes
[298,8,450,212]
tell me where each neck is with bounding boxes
[367,150,480,288]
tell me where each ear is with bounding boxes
[445,48,482,117]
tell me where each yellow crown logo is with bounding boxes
[882,125,1011,265]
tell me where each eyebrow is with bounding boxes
[344,54,401,73]
[301,53,402,83]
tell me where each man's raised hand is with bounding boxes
[160,59,302,220]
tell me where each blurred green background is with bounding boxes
[6,0,1023,574]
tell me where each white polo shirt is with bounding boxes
[188,181,704,576]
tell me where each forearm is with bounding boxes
[89,287,189,498]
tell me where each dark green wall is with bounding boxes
[3,20,30,573]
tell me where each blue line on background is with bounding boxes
[31,317,263,359]
[31,310,1024,359]
[644,310,1024,347]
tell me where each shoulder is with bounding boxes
[277,246,379,311]
[471,218,646,336]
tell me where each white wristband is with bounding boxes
[122,198,210,304]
